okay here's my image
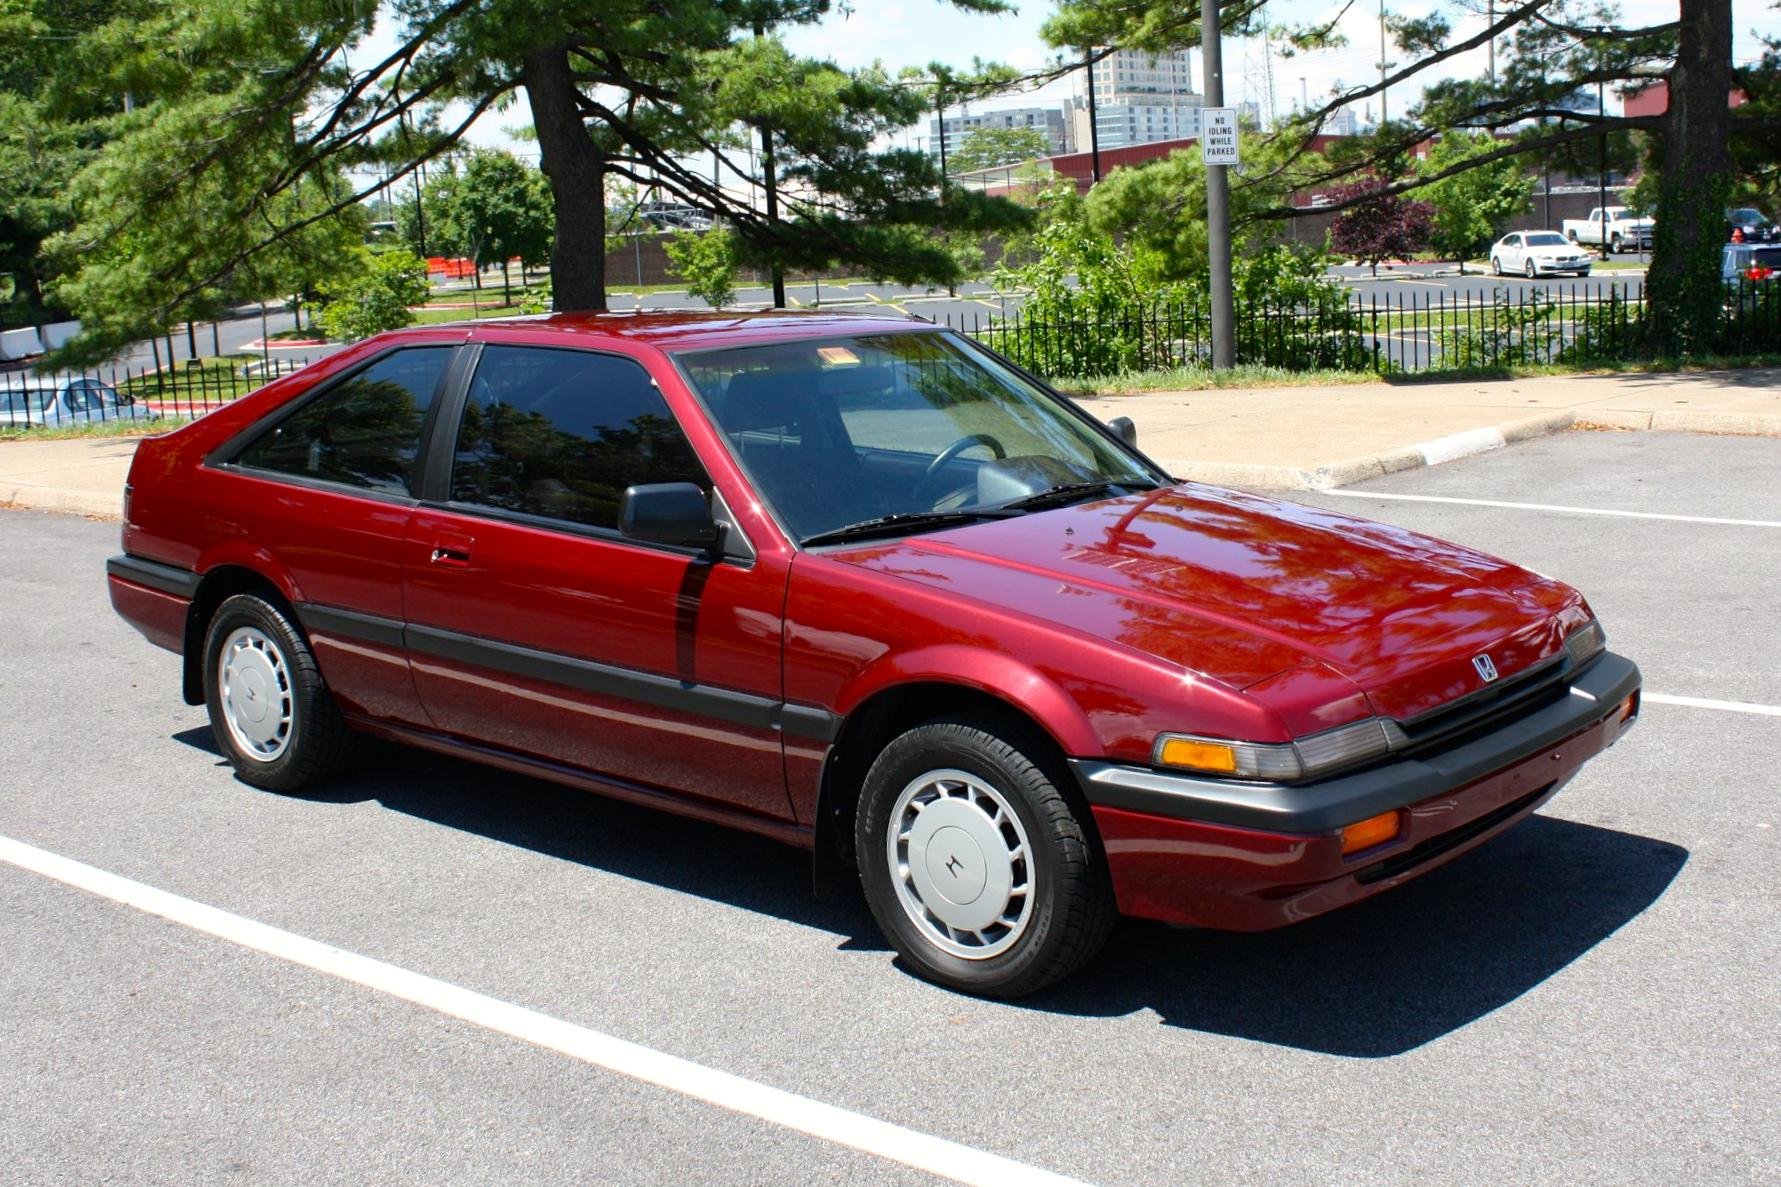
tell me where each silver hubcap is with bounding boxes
[887,769,1034,960]
[219,626,293,762]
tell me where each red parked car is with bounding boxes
[107,312,1640,997]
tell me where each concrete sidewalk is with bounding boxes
[1076,368,1781,488]
[4,369,1778,520]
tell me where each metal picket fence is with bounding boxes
[0,355,318,431]
[942,279,1781,379]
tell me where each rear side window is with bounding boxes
[236,347,451,495]
[449,345,708,531]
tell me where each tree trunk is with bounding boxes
[1646,0,1734,356]
[524,45,607,312]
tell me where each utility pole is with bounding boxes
[1379,0,1388,125]
[1597,30,1609,261]
[1488,0,1497,82]
[1204,1,1235,369]
[755,20,786,308]
[1084,50,1102,183]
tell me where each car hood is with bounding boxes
[831,485,1582,723]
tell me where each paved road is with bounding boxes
[2,430,1775,1182]
[1334,261,1649,301]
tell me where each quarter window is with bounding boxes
[449,346,708,531]
[236,347,451,495]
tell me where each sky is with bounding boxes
[405,1,1777,157]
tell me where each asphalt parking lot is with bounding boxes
[2,430,1776,1184]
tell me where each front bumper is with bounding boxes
[1074,652,1640,930]
[1536,258,1594,273]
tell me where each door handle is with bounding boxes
[429,545,471,567]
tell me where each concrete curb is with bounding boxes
[1166,410,1581,491]
[0,482,121,519]
[1575,409,1781,436]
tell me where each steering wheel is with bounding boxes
[917,434,1007,504]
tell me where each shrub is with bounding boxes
[664,227,739,308]
[319,249,430,341]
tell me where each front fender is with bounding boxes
[830,643,1103,758]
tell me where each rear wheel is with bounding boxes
[855,713,1116,998]
[203,593,347,792]
[1491,256,1503,276]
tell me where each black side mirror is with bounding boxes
[1106,415,1138,448]
[619,483,719,550]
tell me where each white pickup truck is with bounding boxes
[1562,206,1654,253]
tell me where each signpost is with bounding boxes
[1202,6,1235,369]
[1200,107,1240,166]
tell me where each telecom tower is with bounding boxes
[1240,5,1279,131]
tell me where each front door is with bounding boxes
[401,343,795,821]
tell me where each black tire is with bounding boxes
[1610,234,1622,254]
[1491,257,1503,276]
[202,592,347,792]
[855,712,1116,998]
[1524,258,1536,279]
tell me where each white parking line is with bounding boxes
[0,835,1087,1187]
[1642,693,1781,717]
[1323,488,1781,529]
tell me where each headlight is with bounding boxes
[1155,716,1409,783]
[1564,619,1607,669]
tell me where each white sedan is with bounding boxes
[1490,231,1594,278]
[0,377,160,430]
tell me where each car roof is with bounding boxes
[447,308,940,354]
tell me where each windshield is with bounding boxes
[677,330,1162,543]
[1730,246,1781,269]
[1526,232,1569,246]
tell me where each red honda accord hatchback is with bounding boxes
[107,311,1640,997]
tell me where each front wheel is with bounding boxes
[855,714,1115,998]
[1610,235,1622,254]
[1524,258,1537,279]
[203,593,347,792]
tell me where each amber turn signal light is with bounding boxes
[1156,737,1239,774]
[1618,690,1640,723]
[1341,810,1402,856]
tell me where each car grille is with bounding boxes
[1392,652,1576,759]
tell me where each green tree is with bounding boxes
[663,226,739,307]
[319,248,430,342]
[1038,0,1751,357]
[1082,131,1309,284]
[1418,131,1537,274]
[949,126,1052,174]
[42,0,1026,357]
[430,150,553,302]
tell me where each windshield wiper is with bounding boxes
[998,478,1162,512]
[800,509,1019,548]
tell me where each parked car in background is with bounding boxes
[107,311,1641,998]
[1491,231,1594,278]
[1723,242,1781,279]
[1562,206,1654,253]
[1726,207,1778,243]
[0,377,158,429]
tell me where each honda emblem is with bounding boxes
[1472,654,1500,683]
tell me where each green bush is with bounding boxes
[663,227,739,308]
[987,183,1368,379]
[319,249,430,342]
